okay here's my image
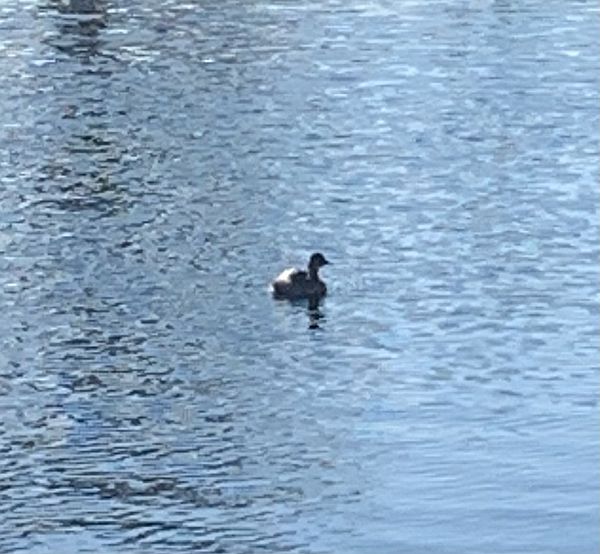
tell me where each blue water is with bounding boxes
[0,1,598,553]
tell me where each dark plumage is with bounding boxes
[270,252,330,301]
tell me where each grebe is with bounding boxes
[270,252,330,301]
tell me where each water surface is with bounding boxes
[0,1,598,552]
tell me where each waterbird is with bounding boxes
[270,252,330,301]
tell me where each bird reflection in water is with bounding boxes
[307,295,325,330]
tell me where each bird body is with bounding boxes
[270,253,330,301]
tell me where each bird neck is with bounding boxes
[309,266,319,281]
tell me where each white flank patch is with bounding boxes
[273,268,298,284]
